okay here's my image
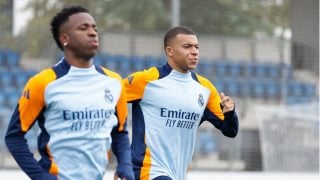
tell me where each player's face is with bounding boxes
[60,12,99,60]
[167,34,199,73]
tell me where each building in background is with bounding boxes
[291,0,319,75]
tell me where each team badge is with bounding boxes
[104,88,113,103]
[198,94,204,107]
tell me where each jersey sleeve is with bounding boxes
[101,68,134,179]
[102,68,129,131]
[196,74,239,137]
[123,68,160,102]
[5,69,58,179]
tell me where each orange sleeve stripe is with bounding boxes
[107,149,112,160]
[140,147,151,180]
[46,145,59,175]
[18,69,57,132]
[196,74,224,120]
[116,82,128,131]
[101,67,128,131]
[124,67,160,102]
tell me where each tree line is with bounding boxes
[0,0,290,58]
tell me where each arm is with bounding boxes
[201,108,239,138]
[218,93,239,137]
[196,75,239,137]
[5,73,57,180]
[111,124,134,180]
[5,103,56,180]
[111,80,134,180]
[201,93,239,138]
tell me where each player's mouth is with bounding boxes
[190,58,198,64]
[89,40,99,47]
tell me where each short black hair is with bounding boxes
[163,26,196,49]
[50,6,89,50]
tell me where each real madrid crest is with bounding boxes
[104,88,113,103]
[198,93,204,107]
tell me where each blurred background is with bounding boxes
[0,0,319,176]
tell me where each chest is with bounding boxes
[142,78,210,113]
[44,75,121,112]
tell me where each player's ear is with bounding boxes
[59,33,68,47]
[165,46,173,57]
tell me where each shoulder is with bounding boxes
[100,66,122,81]
[194,73,213,86]
[27,68,57,88]
[126,66,160,84]
[193,72,220,93]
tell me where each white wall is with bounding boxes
[101,32,291,64]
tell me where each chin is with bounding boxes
[189,66,197,70]
[83,54,96,61]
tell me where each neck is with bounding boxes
[64,51,93,68]
[167,59,190,74]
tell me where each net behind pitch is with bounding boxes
[255,102,319,172]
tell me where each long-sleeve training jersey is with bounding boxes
[5,58,133,180]
[124,63,239,180]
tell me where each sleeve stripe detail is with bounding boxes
[19,69,57,132]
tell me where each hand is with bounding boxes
[220,93,235,113]
[115,164,134,180]
[114,173,127,180]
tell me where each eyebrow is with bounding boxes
[183,42,198,46]
[78,22,96,27]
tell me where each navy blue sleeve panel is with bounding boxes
[111,124,135,180]
[5,106,57,180]
[130,102,146,179]
[201,107,239,138]
[5,67,58,179]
